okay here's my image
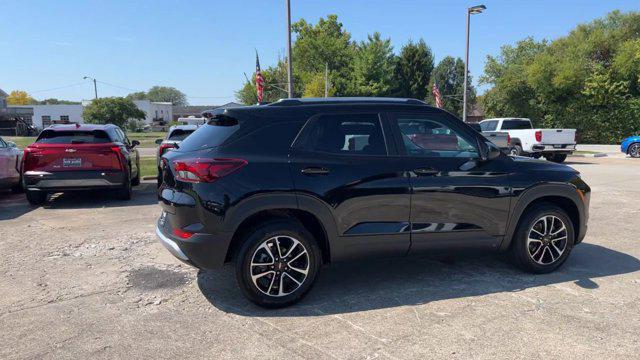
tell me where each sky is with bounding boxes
[1,0,638,105]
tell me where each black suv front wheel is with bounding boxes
[235,219,321,308]
[512,203,574,273]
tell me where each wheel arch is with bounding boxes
[500,184,583,251]
[223,193,336,264]
[626,141,639,154]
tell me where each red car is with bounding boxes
[22,124,141,205]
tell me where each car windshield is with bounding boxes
[168,129,195,141]
[36,130,112,144]
[501,120,532,130]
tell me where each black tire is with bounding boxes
[235,219,322,308]
[510,145,522,156]
[10,179,23,193]
[551,154,567,163]
[531,153,542,159]
[26,190,47,206]
[115,178,132,200]
[511,203,575,274]
[157,168,163,188]
[131,172,140,186]
[628,143,640,158]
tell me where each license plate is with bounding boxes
[63,158,82,167]
[553,145,563,148]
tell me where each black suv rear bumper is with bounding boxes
[24,170,125,191]
[155,216,232,270]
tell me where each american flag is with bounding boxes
[432,83,443,108]
[255,52,265,102]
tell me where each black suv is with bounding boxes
[156,98,590,308]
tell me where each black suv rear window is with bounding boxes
[36,130,112,144]
[168,129,195,141]
[176,116,241,151]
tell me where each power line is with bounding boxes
[31,81,89,93]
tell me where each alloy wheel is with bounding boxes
[250,236,309,297]
[630,143,640,158]
[526,215,568,265]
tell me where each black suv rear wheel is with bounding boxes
[511,203,574,273]
[235,219,321,308]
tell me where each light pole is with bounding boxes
[463,4,486,122]
[286,0,294,98]
[83,76,98,99]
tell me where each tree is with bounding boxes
[393,39,434,99]
[302,72,335,97]
[83,97,146,128]
[7,90,36,105]
[292,15,356,96]
[480,10,640,142]
[429,56,474,117]
[145,86,187,106]
[36,98,80,105]
[125,91,148,101]
[351,32,396,96]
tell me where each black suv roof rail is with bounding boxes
[268,97,428,106]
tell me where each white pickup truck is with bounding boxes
[480,118,576,163]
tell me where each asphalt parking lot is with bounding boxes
[1,156,639,359]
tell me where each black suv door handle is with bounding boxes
[301,167,330,175]
[413,167,439,176]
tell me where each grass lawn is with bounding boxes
[4,136,37,148]
[139,156,157,178]
[4,131,166,149]
[127,132,166,148]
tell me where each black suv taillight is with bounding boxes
[173,158,247,183]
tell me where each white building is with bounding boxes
[133,100,173,125]
[30,104,84,128]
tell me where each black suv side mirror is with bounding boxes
[477,138,501,162]
[131,140,141,148]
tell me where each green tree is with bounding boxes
[36,98,80,105]
[125,91,148,101]
[7,90,36,105]
[393,39,434,99]
[351,32,396,96]
[83,97,146,128]
[292,14,356,96]
[145,86,187,106]
[429,56,474,117]
[480,10,640,142]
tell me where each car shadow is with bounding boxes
[0,190,35,220]
[43,183,158,209]
[197,243,640,316]
[0,182,158,219]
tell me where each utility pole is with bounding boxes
[324,63,329,98]
[463,5,486,123]
[286,0,294,98]
[83,76,98,99]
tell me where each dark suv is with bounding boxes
[156,98,590,308]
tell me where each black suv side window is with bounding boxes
[392,113,478,158]
[296,113,387,156]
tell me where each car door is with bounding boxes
[0,137,11,182]
[386,110,512,252]
[289,112,411,261]
[115,128,139,179]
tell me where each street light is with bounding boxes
[83,76,98,99]
[285,0,294,98]
[462,4,486,123]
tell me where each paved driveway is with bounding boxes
[1,157,639,359]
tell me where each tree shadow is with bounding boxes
[197,243,640,316]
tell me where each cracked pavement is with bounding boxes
[1,156,639,359]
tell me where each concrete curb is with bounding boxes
[569,153,608,158]
[142,175,158,180]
